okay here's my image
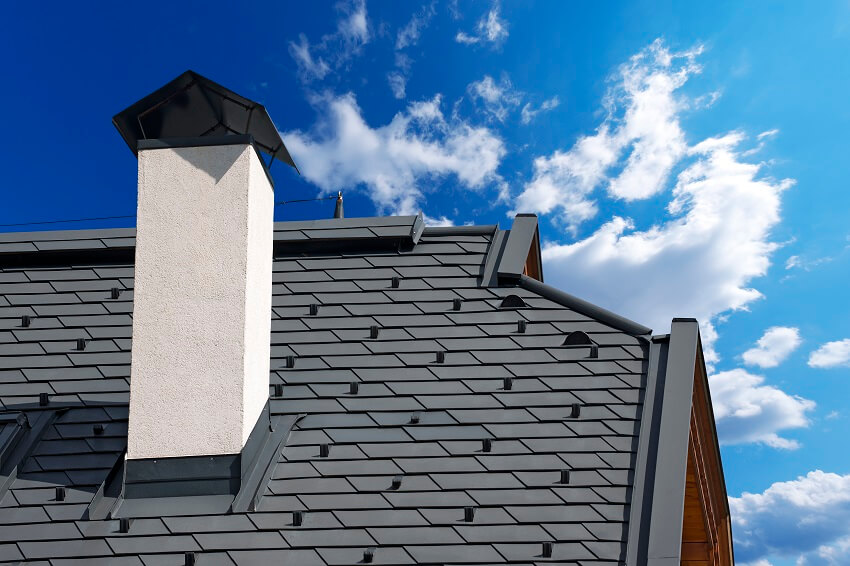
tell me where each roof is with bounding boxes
[0,215,672,565]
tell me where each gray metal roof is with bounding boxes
[0,215,662,565]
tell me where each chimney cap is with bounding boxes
[112,70,298,171]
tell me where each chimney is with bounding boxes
[112,71,297,498]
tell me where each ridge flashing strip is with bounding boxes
[518,274,652,336]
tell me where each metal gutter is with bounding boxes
[518,275,652,336]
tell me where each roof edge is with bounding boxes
[630,319,700,565]
[517,275,652,336]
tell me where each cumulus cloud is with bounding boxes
[282,93,505,216]
[520,96,560,124]
[709,368,813,449]
[455,2,509,46]
[337,0,369,45]
[289,34,330,82]
[396,3,435,49]
[808,339,850,368]
[743,326,802,368]
[388,4,436,99]
[387,72,406,99]
[539,131,791,356]
[467,75,522,122]
[514,40,700,227]
[730,471,850,564]
[289,0,370,84]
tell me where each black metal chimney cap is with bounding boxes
[112,70,298,171]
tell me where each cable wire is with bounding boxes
[0,196,339,228]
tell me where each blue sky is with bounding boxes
[2,2,850,563]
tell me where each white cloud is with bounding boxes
[337,0,370,46]
[288,0,370,84]
[518,39,793,375]
[520,96,560,124]
[387,72,406,99]
[709,368,813,449]
[288,34,330,82]
[282,93,505,216]
[396,3,435,49]
[743,326,802,368]
[467,75,522,122]
[539,131,791,352]
[808,339,850,368]
[455,2,508,46]
[730,471,850,564]
[514,40,701,228]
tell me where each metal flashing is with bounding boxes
[518,275,652,336]
[112,70,297,170]
[496,214,540,281]
[625,320,699,565]
[123,403,272,499]
[480,229,509,287]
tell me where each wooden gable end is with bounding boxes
[522,229,543,282]
[681,356,734,566]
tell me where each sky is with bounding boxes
[2,1,850,564]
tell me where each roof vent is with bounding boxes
[20,315,31,328]
[464,506,476,522]
[75,338,87,351]
[119,518,131,533]
[363,547,376,563]
[184,552,196,566]
[409,412,421,424]
[541,542,553,558]
[517,320,527,333]
[562,331,599,358]
[502,377,513,391]
[452,298,462,311]
[319,443,331,458]
[349,382,360,395]
[93,424,104,436]
[390,475,403,490]
[54,486,65,501]
[482,438,493,452]
[369,325,380,340]
[309,303,319,316]
[499,294,527,309]
[569,403,581,419]
[284,355,296,369]
[391,276,401,288]
[559,469,571,484]
[292,510,304,526]
[110,287,122,300]
[38,393,49,407]
[273,383,284,398]
[435,351,446,364]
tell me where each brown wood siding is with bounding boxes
[681,356,734,565]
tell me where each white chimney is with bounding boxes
[127,140,273,462]
[112,71,298,498]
